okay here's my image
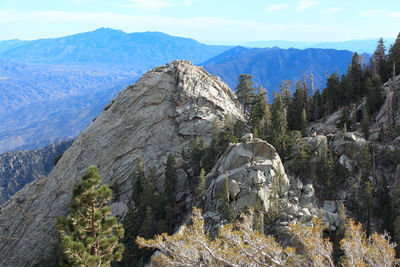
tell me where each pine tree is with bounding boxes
[279,80,293,110]
[348,53,363,101]
[218,172,235,223]
[249,86,268,134]
[300,108,308,136]
[366,75,383,115]
[195,168,206,203]
[235,74,255,111]
[139,205,154,239]
[373,38,389,81]
[57,166,124,266]
[388,33,400,78]
[361,105,370,140]
[337,106,352,131]
[325,73,340,113]
[270,91,287,157]
[310,89,322,121]
[131,159,145,203]
[120,203,139,265]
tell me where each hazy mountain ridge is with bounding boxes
[202,46,355,96]
[244,38,395,54]
[0,28,231,73]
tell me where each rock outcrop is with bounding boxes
[375,75,400,130]
[0,60,245,266]
[203,135,338,235]
[0,140,73,205]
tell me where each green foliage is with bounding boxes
[388,33,400,77]
[366,75,383,115]
[217,172,236,223]
[270,91,287,157]
[189,127,238,174]
[361,106,370,140]
[309,89,323,121]
[287,131,310,178]
[325,73,341,114]
[139,206,154,239]
[235,74,255,111]
[233,120,247,139]
[188,137,206,175]
[337,106,352,132]
[195,168,206,204]
[316,146,349,199]
[249,86,269,135]
[279,80,293,110]
[131,159,145,204]
[373,38,390,81]
[287,82,308,133]
[120,203,143,265]
[348,52,363,101]
[121,160,179,266]
[57,166,124,266]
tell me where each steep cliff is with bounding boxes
[0,60,245,266]
[0,140,72,205]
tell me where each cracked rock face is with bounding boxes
[0,60,244,266]
[203,136,338,234]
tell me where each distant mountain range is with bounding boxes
[0,28,231,73]
[0,28,369,152]
[244,38,395,54]
[202,46,355,97]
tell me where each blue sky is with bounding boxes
[0,0,399,43]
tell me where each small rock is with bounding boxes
[323,201,337,213]
[176,169,188,190]
[286,204,299,215]
[229,180,240,200]
[111,202,128,221]
[176,191,185,202]
[241,133,253,143]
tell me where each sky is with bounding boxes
[0,0,399,43]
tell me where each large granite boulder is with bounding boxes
[203,137,338,233]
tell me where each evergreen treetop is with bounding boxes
[57,165,124,266]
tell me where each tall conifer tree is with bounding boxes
[235,74,255,111]
[270,91,287,157]
[57,166,124,266]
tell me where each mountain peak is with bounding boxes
[0,60,245,266]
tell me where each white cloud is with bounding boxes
[295,0,317,12]
[266,4,289,12]
[128,0,169,9]
[359,9,400,19]
[123,0,196,10]
[359,9,386,17]
[182,0,196,6]
[323,7,342,13]
[388,12,400,18]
